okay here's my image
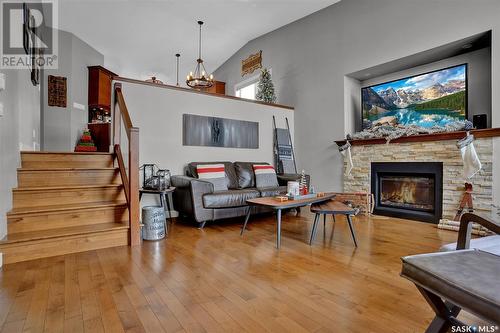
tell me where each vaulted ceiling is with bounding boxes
[58,0,340,86]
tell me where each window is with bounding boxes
[235,81,257,100]
[234,69,271,101]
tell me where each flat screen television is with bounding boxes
[361,64,467,129]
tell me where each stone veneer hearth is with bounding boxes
[343,138,493,228]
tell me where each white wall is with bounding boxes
[117,82,294,211]
[214,0,500,197]
[0,69,41,239]
[119,82,294,175]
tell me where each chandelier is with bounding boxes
[186,21,214,89]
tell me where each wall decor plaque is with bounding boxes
[183,114,259,149]
[241,50,262,76]
[48,75,67,107]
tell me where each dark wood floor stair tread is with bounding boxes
[7,200,128,216]
[0,222,128,244]
[1,151,131,264]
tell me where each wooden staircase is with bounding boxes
[0,151,130,264]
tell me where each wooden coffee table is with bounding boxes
[241,193,336,248]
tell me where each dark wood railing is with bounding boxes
[113,83,140,246]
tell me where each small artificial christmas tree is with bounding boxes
[255,68,276,103]
[75,129,97,152]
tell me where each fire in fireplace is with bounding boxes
[371,162,443,223]
[380,175,435,211]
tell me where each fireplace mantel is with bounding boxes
[335,127,500,147]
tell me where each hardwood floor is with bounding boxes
[0,212,484,332]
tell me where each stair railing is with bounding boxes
[113,83,140,246]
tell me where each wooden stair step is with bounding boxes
[12,184,125,208]
[0,222,128,244]
[0,223,129,264]
[21,151,114,168]
[17,167,120,187]
[7,202,128,234]
[7,200,128,217]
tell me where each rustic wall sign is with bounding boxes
[183,114,259,149]
[47,75,67,107]
[241,50,262,76]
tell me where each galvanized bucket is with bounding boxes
[142,206,166,241]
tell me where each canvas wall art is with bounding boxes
[362,64,467,129]
[183,114,259,149]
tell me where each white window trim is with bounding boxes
[234,68,272,98]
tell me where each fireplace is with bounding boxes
[371,162,443,223]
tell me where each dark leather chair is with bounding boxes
[440,213,500,254]
[171,161,309,228]
[401,213,500,331]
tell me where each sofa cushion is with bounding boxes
[253,164,279,188]
[258,186,287,198]
[203,189,260,209]
[186,162,239,189]
[197,164,228,191]
[234,161,269,188]
[440,235,500,256]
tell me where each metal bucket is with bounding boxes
[142,206,166,241]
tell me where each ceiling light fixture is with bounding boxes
[186,21,214,89]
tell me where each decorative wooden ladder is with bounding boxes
[0,84,140,264]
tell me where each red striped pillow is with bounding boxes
[253,164,279,188]
[196,164,227,191]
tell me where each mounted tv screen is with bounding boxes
[362,64,467,129]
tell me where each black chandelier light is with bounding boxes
[186,21,214,89]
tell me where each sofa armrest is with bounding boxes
[171,175,214,223]
[171,175,195,188]
[457,213,500,250]
[189,179,215,222]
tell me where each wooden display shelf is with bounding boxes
[334,127,500,147]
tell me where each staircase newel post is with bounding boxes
[129,128,140,245]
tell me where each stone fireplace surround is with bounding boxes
[342,137,493,230]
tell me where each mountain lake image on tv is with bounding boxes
[362,64,467,129]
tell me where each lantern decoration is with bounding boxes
[141,164,171,190]
[156,169,171,190]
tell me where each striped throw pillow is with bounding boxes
[196,164,228,191]
[253,164,279,188]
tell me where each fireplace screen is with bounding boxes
[379,175,435,212]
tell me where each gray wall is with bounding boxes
[0,69,41,239]
[42,30,104,151]
[214,0,500,195]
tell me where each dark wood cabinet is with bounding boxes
[202,81,226,95]
[88,66,117,119]
[88,122,111,152]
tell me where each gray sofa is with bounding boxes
[171,161,308,228]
